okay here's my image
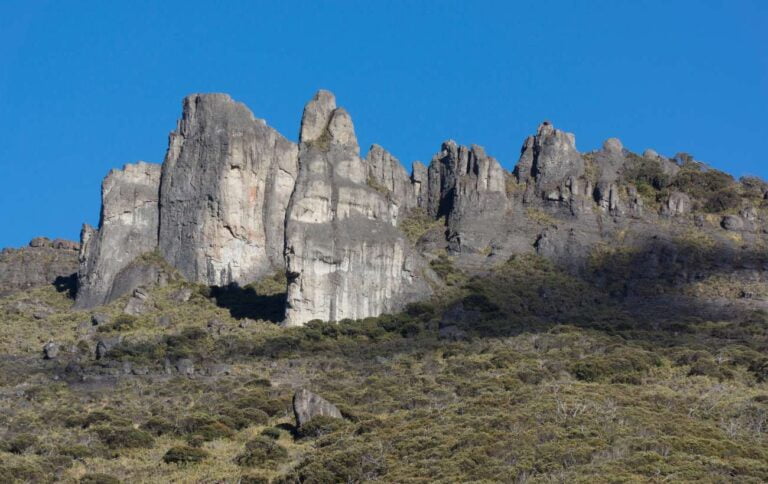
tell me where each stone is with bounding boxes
[411,161,428,208]
[159,93,299,286]
[124,288,152,315]
[515,122,584,198]
[364,144,417,210]
[175,358,195,376]
[292,388,342,427]
[423,141,508,254]
[283,91,432,326]
[75,162,161,308]
[0,238,78,297]
[721,215,744,231]
[96,336,122,360]
[663,192,691,216]
[91,313,110,326]
[43,342,59,359]
[170,287,192,302]
[205,363,232,376]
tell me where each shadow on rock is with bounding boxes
[210,284,286,323]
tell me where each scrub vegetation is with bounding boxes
[1,254,768,482]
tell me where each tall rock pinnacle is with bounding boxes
[159,93,299,286]
[283,91,431,326]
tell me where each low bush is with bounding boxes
[1,433,37,454]
[298,416,349,438]
[163,446,209,465]
[79,473,121,484]
[260,427,281,440]
[234,437,288,468]
[92,426,154,449]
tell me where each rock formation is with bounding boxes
[292,389,342,427]
[37,88,763,327]
[364,144,417,210]
[0,238,79,296]
[515,121,585,201]
[75,162,161,308]
[284,90,432,326]
[422,141,509,254]
[159,93,298,286]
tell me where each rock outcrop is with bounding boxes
[292,389,342,427]
[75,162,161,308]
[516,121,585,200]
[159,93,299,286]
[284,90,431,326]
[365,144,417,210]
[0,238,79,296]
[422,141,509,254]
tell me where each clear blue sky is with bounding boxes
[1,0,766,248]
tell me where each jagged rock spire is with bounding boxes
[284,90,431,326]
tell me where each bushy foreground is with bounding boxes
[1,255,768,482]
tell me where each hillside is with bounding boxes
[1,90,768,483]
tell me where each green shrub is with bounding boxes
[260,427,282,440]
[703,188,741,213]
[92,426,154,449]
[234,437,288,468]
[298,416,348,438]
[163,446,209,465]
[109,314,137,331]
[141,417,175,436]
[79,473,121,484]
[1,433,37,454]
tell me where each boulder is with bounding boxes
[43,342,59,360]
[283,91,432,326]
[96,336,122,360]
[175,358,195,376]
[159,93,299,286]
[75,162,161,308]
[91,313,110,326]
[663,192,691,216]
[124,287,152,315]
[721,215,745,231]
[292,389,342,427]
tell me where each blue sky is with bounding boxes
[0,0,766,248]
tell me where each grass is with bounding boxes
[2,252,768,482]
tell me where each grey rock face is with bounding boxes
[75,162,161,308]
[411,161,428,208]
[423,141,508,253]
[292,388,342,427]
[365,144,417,210]
[284,90,432,326]
[663,191,691,216]
[159,93,299,286]
[0,238,79,297]
[516,122,584,198]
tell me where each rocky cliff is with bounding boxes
[159,94,298,286]
[75,162,161,308]
[39,89,766,326]
[283,91,432,326]
[0,237,79,296]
